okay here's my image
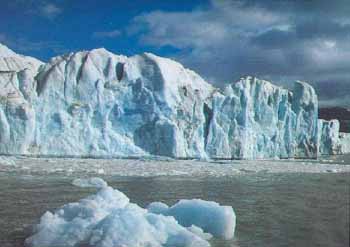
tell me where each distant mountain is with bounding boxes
[319,107,350,133]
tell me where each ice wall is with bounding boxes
[0,46,214,158]
[339,133,350,154]
[317,119,350,155]
[318,119,341,155]
[0,43,348,159]
[205,77,319,159]
[0,44,42,154]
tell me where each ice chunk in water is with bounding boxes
[72,177,108,188]
[148,199,236,240]
[25,178,236,247]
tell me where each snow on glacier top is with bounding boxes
[0,43,17,58]
[0,43,43,72]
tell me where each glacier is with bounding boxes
[318,119,350,155]
[25,178,236,247]
[0,43,349,159]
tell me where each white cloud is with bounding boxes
[92,29,122,39]
[130,0,290,84]
[129,0,350,107]
[0,33,65,55]
[39,2,62,19]
[132,0,287,50]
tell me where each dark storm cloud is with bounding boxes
[239,0,350,20]
[295,20,350,40]
[130,0,350,107]
[250,29,296,49]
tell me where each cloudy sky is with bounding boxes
[0,0,349,107]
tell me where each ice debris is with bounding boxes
[72,177,108,188]
[25,178,236,247]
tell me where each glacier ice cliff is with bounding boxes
[0,43,348,159]
[206,78,320,159]
[318,119,350,155]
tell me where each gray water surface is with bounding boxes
[0,171,349,247]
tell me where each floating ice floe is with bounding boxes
[0,156,16,166]
[148,199,236,240]
[25,178,236,247]
[72,177,108,188]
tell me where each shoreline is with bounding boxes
[1,155,350,177]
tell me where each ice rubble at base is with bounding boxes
[25,178,236,247]
[0,43,349,159]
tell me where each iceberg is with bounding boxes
[25,178,236,247]
[0,43,349,159]
[72,177,108,188]
[148,199,236,239]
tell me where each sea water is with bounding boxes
[0,156,349,247]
